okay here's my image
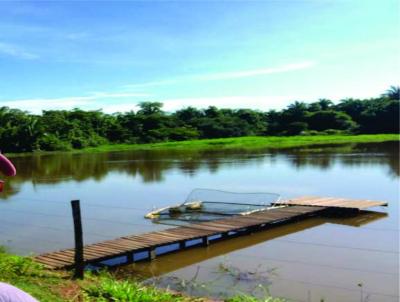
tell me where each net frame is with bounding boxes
[149,188,281,225]
[183,188,281,207]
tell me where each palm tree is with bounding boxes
[383,86,400,100]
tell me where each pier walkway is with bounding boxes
[34,196,387,270]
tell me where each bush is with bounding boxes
[70,136,88,149]
[83,277,180,302]
[0,248,44,278]
[167,127,200,141]
[323,129,346,135]
[86,135,108,147]
[307,110,357,131]
[38,134,71,151]
[301,130,320,136]
[286,122,308,135]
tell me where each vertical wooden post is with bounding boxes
[126,252,134,264]
[149,248,156,260]
[71,200,84,279]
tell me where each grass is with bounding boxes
[0,247,65,302]
[6,134,398,158]
[80,134,399,154]
[0,248,189,302]
[227,296,286,302]
[0,248,286,302]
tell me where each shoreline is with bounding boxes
[0,249,283,302]
[6,134,399,157]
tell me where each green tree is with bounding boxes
[307,111,357,131]
[382,86,400,100]
[137,102,164,115]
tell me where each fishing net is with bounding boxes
[148,189,281,225]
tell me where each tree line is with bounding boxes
[0,86,398,153]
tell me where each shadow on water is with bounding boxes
[109,210,389,301]
[115,210,387,278]
[2,141,398,199]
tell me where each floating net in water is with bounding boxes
[148,188,281,225]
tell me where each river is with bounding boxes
[1,142,398,301]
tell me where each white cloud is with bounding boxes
[1,92,150,114]
[123,61,315,88]
[2,93,300,114]
[76,95,298,114]
[79,95,296,114]
[100,103,141,113]
[161,95,296,112]
[0,42,38,60]
[1,61,315,114]
[193,61,315,81]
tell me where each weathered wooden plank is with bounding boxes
[275,196,386,209]
[34,196,385,269]
[35,257,64,268]
[37,255,72,265]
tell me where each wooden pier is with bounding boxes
[34,196,387,270]
[274,196,387,209]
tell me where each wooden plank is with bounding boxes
[144,233,179,242]
[36,255,73,266]
[112,237,154,247]
[84,247,116,257]
[35,256,66,266]
[289,197,337,206]
[83,249,112,258]
[153,231,187,240]
[34,196,386,270]
[94,243,131,253]
[36,254,72,264]
[196,222,235,231]
[87,243,123,253]
[45,253,74,262]
[277,196,322,204]
[329,199,387,209]
[120,238,154,248]
[277,205,324,213]
[35,257,64,268]
[161,229,209,239]
[275,196,387,210]
[170,228,213,236]
[183,224,226,232]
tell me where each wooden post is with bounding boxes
[126,252,134,264]
[149,248,156,260]
[71,200,84,279]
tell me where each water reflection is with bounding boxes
[117,211,387,279]
[3,142,398,199]
[0,142,397,301]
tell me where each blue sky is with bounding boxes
[0,1,399,114]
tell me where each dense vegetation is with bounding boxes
[0,87,398,153]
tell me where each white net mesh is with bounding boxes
[150,189,281,225]
[184,188,280,205]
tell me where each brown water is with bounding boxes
[1,142,398,301]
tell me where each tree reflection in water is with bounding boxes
[2,141,398,199]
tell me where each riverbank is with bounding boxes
[81,134,399,153]
[0,249,284,302]
[6,134,398,157]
